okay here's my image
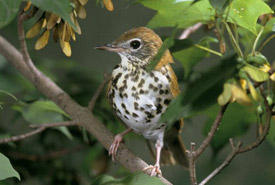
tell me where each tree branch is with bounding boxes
[197,85,273,185]
[0,20,172,184]
[199,139,242,185]
[88,73,111,111]
[193,103,229,160]
[0,121,79,144]
[187,142,198,185]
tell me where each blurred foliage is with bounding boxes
[0,0,275,185]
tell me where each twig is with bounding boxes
[239,86,272,153]
[258,34,275,52]
[194,103,229,160]
[0,121,79,144]
[198,85,273,185]
[199,139,242,185]
[252,27,264,55]
[188,142,198,185]
[194,44,222,57]
[7,145,85,161]
[179,23,203,40]
[88,73,111,111]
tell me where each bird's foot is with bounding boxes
[109,134,123,161]
[143,164,162,177]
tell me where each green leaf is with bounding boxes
[16,100,72,139]
[91,172,164,185]
[209,0,230,12]
[226,0,273,34]
[139,0,215,29]
[146,27,177,72]
[242,64,269,82]
[0,0,20,29]
[246,53,268,66]
[203,103,255,155]
[161,54,238,126]
[0,153,20,181]
[173,36,218,78]
[90,175,115,185]
[30,0,77,31]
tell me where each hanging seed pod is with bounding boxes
[61,23,71,42]
[26,19,45,39]
[35,29,50,50]
[78,0,88,6]
[47,14,60,29]
[24,1,32,12]
[69,26,76,41]
[70,13,81,34]
[60,39,72,57]
[76,5,87,19]
[53,26,59,42]
[103,0,114,11]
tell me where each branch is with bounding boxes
[88,73,111,111]
[193,103,229,160]
[0,19,172,185]
[187,143,198,185]
[197,85,273,185]
[238,86,272,153]
[199,139,242,185]
[0,121,79,144]
[179,23,203,40]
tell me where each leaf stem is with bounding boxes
[258,34,275,52]
[194,44,222,57]
[224,22,243,58]
[252,27,264,55]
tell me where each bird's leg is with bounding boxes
[109,127,133,161]
[143,139,163,177]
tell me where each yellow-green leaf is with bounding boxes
[248,83,260,101]
[231,84,252,106]
[218,83,232,106]
[243,64,269,82]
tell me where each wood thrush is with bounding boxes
[95,27,188,176]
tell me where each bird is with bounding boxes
[95,27,189,176]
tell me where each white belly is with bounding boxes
[109,65,173,140]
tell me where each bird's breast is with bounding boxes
[108,64,173,140]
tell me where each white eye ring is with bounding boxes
[129,38,142,50]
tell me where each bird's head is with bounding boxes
[95,27,172,68]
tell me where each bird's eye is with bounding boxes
[130,40,141,50]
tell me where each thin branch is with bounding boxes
[239,86,272,153]
[194,44,222,57]
[252,27,264,55]
[258,34,275,52]
[0,121,79,144]
[88,73,111,111]
[198,85,273,185]
[188,142,198,185]
[193,103,229,160]
[199,139,242,185]
[179,23,203,40]
[0,18,173,185]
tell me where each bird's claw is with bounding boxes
[143,165,162,177]
[109,134,123,161]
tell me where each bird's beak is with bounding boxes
[94,44,125,53]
